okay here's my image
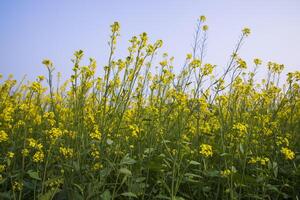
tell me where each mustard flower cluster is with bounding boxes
[199,144,213,158]
[281,147,295,160]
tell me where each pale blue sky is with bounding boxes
[0,0,300,81]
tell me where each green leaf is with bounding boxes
[120,175,128,186]
[101,190,111,200]
[272,162,278,178]
[0,191,12,199]
[189,160,201,165]
[23,180,35,190]
[202,186,211,192]
[173,196,185,200]
[131,182,145,194]
[266,184,280,193]
[148,159,163,172]
[162,140,171,144]
[39,188,61,200]
[121,192,137,198]
[205,170,219,177]
[239,143,244,154]
[135,177,146,183]
[184,173,202,178]
[119,168,132,176]
[0,177,7,185]
[220,153,230,157]
[73,162,80,172]
[27,170,41,181]
[144,148,154,154]
[245,194,265,199]
[7,159,11,167]
[155,194,171,199]
[120,154,136,165]
[73,183,84,196]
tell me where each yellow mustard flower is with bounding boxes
[201,63,215,75]
[281,147,295,160]
[129,124,140,138]
[89,126,101,140]
[48,128,63,140]
[221,169,232,177]
[248,156,270,166]
[91,149,100,159]
[242,27,251,36]
[59,147,74,158]
[12,181,23,191]
[199,15,206,22]
[33,151,44,163]
[202,25,208,31]
[254,58,262,65]
[199,144,213,157]
[21,149,29,157]
[186,54,192,60]
[92,163,103,171]
[0,130,8,142]
[7,152,15,159]
[27,138,38,148]
[189,59,201,69]
[233,123,248,137]
[111,21,120,32]
[0,164,6,173]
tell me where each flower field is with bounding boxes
[0,17,300,199]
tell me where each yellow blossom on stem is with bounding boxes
[0,164,6,173]
[92,163,103,171]
[59,147,74,158]
[27,138,38,148]
[190,59,201,69]
[91,150,100,159]
[129,124,140,138]
[281,147,295,160]
[200,15,206,22]
[199,144,213,157]
[7,152,14,159]
[186,54,192,60]
[0,130,8,142]
[248,156,270,165]
[202,25,208,31]
[33,151,44,163]
[221,169,232,177]
[89,126,102,140]
[242,27,251,36]
[21,149,29,157]
[254,58,262,65]
[48,128,63,140]
[111,21,120,32]
[12,181,23,191]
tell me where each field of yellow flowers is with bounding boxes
[0,17,300,200]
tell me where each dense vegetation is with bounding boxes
[0,16,299,199]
